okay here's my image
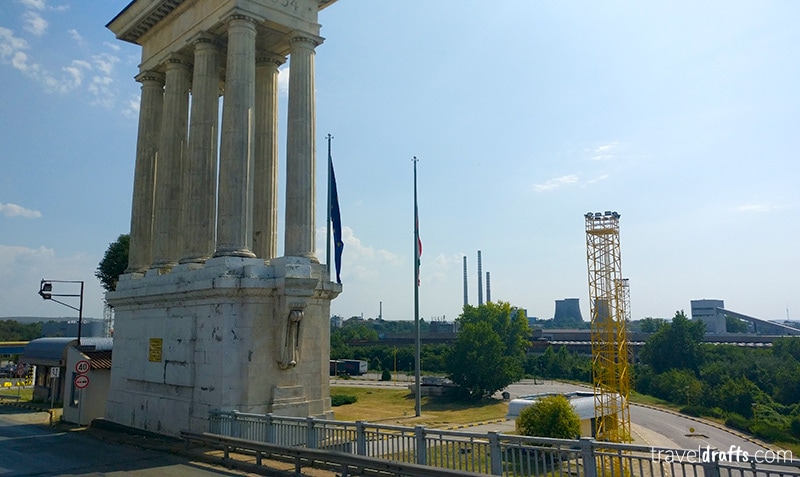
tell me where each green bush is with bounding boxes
[331,394,358,407]
[751,422,797,443]
[680,405,726,419]
[516,395,580,439]
[725,414,752,433]
[380,369,392,381]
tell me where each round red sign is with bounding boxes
[74,374,89,389]
[75,360,90,374]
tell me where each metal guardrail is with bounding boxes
[181,430,488,477]
[208,410,800,477]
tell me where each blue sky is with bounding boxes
[1,1,798,325]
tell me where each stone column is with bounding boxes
[126,71,164,273]
[284,32,321,260]
[153,54,191,269]
[216,14,257,258]
[253,52,284,260]
[182,34,220,264]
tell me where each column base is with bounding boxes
[213,248,257,258]
[179,254,211,264]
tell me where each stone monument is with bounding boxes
[105,0,340,436]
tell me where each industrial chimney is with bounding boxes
[463,256,468,307]
[477,250,483,305]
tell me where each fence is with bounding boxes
[208,410,800,477]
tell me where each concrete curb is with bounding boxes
[443,418,507,431]
[631,402,781,451]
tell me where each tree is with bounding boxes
[516,395,581,439]
[96,234,129,292]
[0,320,41,341]
[446,302,529,399]
[639,310,705,374]
[638,317,667,333]
[725,315,749,333]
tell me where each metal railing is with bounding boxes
[208,410,800,477]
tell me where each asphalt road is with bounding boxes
[335,377,780,456]
[482,379,777,454]
[0,407,255,477]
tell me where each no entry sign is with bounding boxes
[74,374,89,389]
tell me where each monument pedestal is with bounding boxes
[105,256,340,435]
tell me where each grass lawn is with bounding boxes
[330,386,508,428]
[0,383,33,402]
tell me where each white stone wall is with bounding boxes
[106,257,339,435]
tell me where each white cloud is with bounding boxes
[315,225,403,282]
[533,174,579,192]
[0,20,122,105]
[278,65,290,96]
[590,141,620,161]
[88,75,115,108]
[92,53,118,76]
[68,28,84,45]
[0,27,29,59]
[0,244,106,318]
[18,0,46,10]
[62,59,91,88]
[585,174,610,185]
[737,204,773,213]
[0,202,42,218]
[103,41,120,52]
[121,95,140,118]
[11,50,30,71]
[23,11,48,36]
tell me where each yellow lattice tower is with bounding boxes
[585,211,631,443]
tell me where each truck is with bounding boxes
[330,359,368,376]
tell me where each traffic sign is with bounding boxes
[50,367,60,378]
[74,374,89,389]
[75,360,90,374]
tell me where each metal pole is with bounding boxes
[78,281,84,346]
[326,134,333,282]
[50,375,56,410]
[413,156,421,417]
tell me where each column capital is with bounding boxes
[135,70,164,84]
[287,31,323,49]
[222,11,260,27]
[256,51,286,68]
[188,31,221,49]
[164,53,193,69]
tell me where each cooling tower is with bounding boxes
[553,298,583,322]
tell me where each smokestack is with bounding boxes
[477,250,483,305]
[463,256,468,307]
[486,271,491,303]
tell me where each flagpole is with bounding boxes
[413,156,421,417]
[326,133,333,282]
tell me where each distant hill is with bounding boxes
[1,316,99,324]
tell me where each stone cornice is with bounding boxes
[108,1,338,45]
[107,0,185,45]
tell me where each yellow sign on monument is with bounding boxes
[149,338,163,362]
